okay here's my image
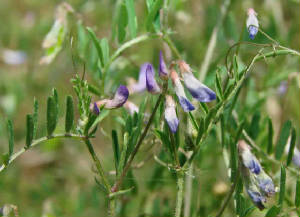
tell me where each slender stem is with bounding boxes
[214,170,240,217]
[84,139,115,216]
[175,171,184,217]
[0,133,86,173]
[170,131,180,167]
[84,139,111,190]
[113,84,167,191]
[198,0,231,82]
[184,163,193,217]
[162,34,182,59]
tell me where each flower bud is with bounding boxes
[159,51,169,80]
[146,64,161,94]
[170,69,195,112]
[164,95,179,133]
[178,61,216,103]
[238,140,261,175]
[246,8,259,40]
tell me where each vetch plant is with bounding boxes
[0,1,300,217]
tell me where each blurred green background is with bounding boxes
[0,0,299,216]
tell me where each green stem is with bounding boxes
[162,34,182,59]
[0,133,86,173]
[175,171,184,217]
[112,83,168,191]
[84,139,111,191]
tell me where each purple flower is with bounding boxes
[178,61,216,102]
[128,63,148,94]
[238,140,262,175]
[256,174,276,197]
[93,102,100,115]
[146,63,161,94]
[277,81,288,96]
[159,51,169,80]
[293,148,300,168]
[246,188,266,210]
[124,101,139,115]
[171,69,195,112]
[246,8,259,40]
[164,95,179,133]
[93,85,129,111]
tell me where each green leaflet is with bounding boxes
[286,127,296,166]
[47,96,58,136]
[65,95,74,133]
[26,114,34,148]
[125,0,137,38]
[278,165,286,206]
[275,120,291,160]
[7,120,14,157]
[146,0,163,31]
[112,130,120,173]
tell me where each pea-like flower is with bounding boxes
[92,85,129,113]
[246,186,266,210]
[164,95,179,133]
[159,51,169,80]
[171,69,195,112]
[178,61,216,102]
[124,101,139,115]
[246,8,259,40]
[238,140,261,175]
[256,173,276,197]
[146,63,161,94]
[238,140,276,210]
[128,63,148,94]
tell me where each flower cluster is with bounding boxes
[128,51,216,133]
[246,8,259,40]
[238,140,276,210]
[91,51,216,133]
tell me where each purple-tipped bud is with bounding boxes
[124,101,139,115]
[128,63,148,94]
[146,63,161,94]
[277,81,288,96]
[93,85,129,110]
[246,188,266,210]
[159,51,169,80]
[293,148,300,168]
[246,8,259,40]
[238,140,262,175]
[171,69,195,112]
[165,95,179,133]
[93,102,100,115]
[178,61,216,103]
